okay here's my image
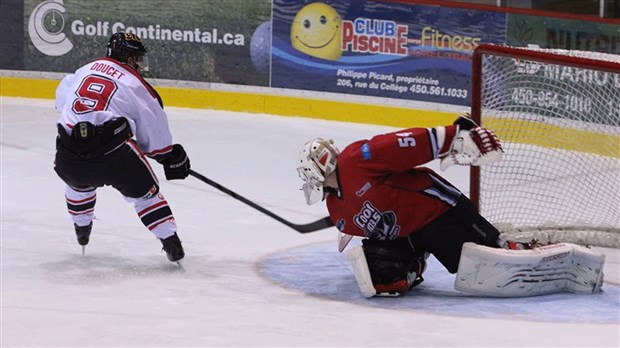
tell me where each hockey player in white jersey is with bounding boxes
[54,32,190,262]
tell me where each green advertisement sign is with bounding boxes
[504,14,619,126]
[507,13,620,54]
[24,0,271,85]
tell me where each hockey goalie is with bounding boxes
[296,113,605,298]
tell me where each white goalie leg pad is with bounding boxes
[455,242,605,297]
[345,245,377,298]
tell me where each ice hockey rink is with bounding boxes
[1,96,619,347]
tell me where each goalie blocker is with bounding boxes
[346,238,429,297]
[346,238,428,298]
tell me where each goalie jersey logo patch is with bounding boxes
[353,201,400,240]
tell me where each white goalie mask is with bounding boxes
[297,138,340,205]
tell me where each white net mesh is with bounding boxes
[474,45,620,248]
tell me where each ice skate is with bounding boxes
[160,233,185,264]
[74,222,92,256]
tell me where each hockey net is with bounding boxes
[470,44,620,248]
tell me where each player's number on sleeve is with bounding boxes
[396,132,416,147]
[71,75,118,114]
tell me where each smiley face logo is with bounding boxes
[290,2,342,61]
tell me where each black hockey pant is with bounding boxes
[408,195,500,274]
[54,124,177,239]
[54,138,159,198]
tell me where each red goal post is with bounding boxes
[469,44,620,248]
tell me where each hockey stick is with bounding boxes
[188,169,334,233]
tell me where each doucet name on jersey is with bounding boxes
[90,62,126,80]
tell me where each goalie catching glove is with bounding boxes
[440,113,504,170]
[155,144,191,180]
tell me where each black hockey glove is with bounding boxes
[157,144,191,180]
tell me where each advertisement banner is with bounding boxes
[23,0,271,86]
[505,14,620,126]
[271,0,506,106]
[1,0,25,70]
[507,14,620,54]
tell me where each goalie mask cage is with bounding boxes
[470,44,620,248]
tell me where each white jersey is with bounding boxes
[55,58,173,157]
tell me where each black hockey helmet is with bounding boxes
[106,32,149,71]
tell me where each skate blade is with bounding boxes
[375,291,402,297]
[81,245,86,256]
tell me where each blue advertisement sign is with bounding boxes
[272,0,506,106]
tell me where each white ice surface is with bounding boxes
[1,97,619,347]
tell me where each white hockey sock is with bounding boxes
[65,185,96,227]
[130,193,177,239]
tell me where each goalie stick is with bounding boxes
[189,169,334,233]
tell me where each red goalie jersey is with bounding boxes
[326,125,460,240]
